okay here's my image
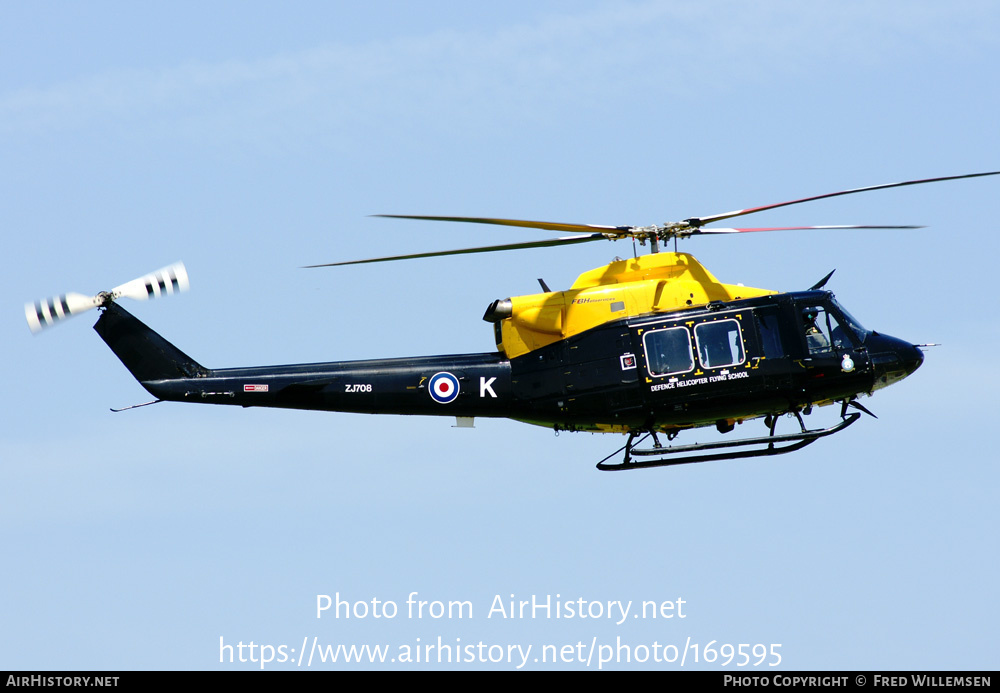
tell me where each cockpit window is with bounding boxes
[831,299,869,344]
[694,319,745,368]
[802,305,854,354]
[642,327,694,377]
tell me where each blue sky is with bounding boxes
[2,1,998,670]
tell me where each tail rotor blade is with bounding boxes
[110,262,189,301]
[25,292,100,334]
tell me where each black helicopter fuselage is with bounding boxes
[502,290,922,433]
[94,289,922,436]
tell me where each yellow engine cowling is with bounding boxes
[492,252,776,359]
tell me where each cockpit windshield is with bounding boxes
[831,298,870,344]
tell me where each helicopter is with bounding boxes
[25,171,1000,470]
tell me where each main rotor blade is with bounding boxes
[305,233,610,268]
[694,224,924,234]
[688,171,1000,227]
[374,214,629,235]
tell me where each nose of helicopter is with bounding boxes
[903,341,924,375]
[869,333,924,391]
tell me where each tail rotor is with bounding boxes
[25,262,189,334]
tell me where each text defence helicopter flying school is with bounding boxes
[25,172,1000,470]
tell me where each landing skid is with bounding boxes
[596,412,861,471]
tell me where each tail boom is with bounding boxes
[94,303,513,418]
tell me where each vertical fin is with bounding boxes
[94,303,208,383]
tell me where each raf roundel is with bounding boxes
[428,372,460,404]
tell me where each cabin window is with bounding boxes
[694,319,745,368]
[642,327,694,377]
